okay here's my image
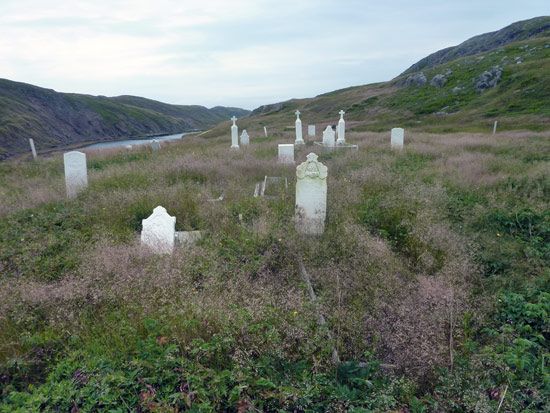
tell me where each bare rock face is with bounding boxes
[430,74,448,88]
[475,68,502,91]
[395,72,427,87]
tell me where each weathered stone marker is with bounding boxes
[264,126,268,137]
[230,116,239,149]
[337,110,346,144]
[308,125,315,137]
[278,144,295,163]
[240,130,250,145]
[391,127,404,149]
[141,206,176,254]
[63,151,88,199]
[493,120,498,134]
[295,110,304,144]
[295,153,328,235]
[29,139,37,160]
[322,125,335,147]
[151,139,161,150]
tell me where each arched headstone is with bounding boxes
[295,153,328,235]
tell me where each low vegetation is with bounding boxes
[1,128,549,411]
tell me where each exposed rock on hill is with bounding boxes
[400,16,550,76]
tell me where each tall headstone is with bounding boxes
[337,110,346,144]
[141,206,176,254]
[295,110,304,144]
[295,153,328,235]
[391,128,404,149]
[493,120,498,134]
[63,151,88,199]
[151,139,161,151]
[264,126,268,137]
[308,125,315,137]
[278,144,294,163]
[230,116,239,149]
[29,139,37,160]
[322,125,335,147]
[240,130,250,145]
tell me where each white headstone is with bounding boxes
[240,130,250,145]
[295,110,304,144]
[231,116,239,149]
[308,125,315,137]
[264,126,268,137]
[337,110,346,144]
[391,128,404,149]
[278,144,294,163]
[295,153,328,235]
[29,139,37,160]
[322,126,335,147]
[151,139,161,150]
[141,206,176,254]
[63,151,88,199]
[493,120,498,134]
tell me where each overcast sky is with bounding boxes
[1,1,548,110]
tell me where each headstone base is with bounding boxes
[313,142,358,151]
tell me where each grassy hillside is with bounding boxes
[0,128,549,410]
[0,79,250,160]
[205,36,550,142]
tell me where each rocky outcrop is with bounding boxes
[249,102,285,116]
[430,74,448,88]
[398,16,550,77]
[474,68,502,91]
[394,72,427,87]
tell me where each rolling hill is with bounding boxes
[0,79,249,160]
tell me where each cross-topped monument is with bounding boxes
[231,116,237,126]
[230,116,239,149]
[339,110,345,119]
[337,110,346,144]
[295,110,304,144]
[295,110,301,119]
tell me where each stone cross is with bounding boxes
[29,138,37,160]
[337,110,346,144]
[322,125,335,147]
[391,127,404,149]
[63,151,88,199]
[295,110,304,144]
[230,116,239,149]
[278,144,294,163]
[240,129,250,145]
[141,206,176,254]
[295,153,328,235]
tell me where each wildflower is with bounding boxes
[278,238,282,242]
[497,233,501,237]
[293,311,298,316]
[219,242,222,246]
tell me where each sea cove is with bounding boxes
[84,132,195,149]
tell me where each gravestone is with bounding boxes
[337,110,346,144]
[151,139,161,150]
[231,116,239,149]
[322,125,335,147]
[295,110,304,144]
[240,130,250,145]
[29,139,37,160]
[308,125,315,137]
[264,126,268,137]
[63,151,88,199]
[493,120,498,134]
[295,153,328,235]
[391,128,404,149]
[141,206,176,254]
[278,144,294,163]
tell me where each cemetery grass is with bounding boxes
[0,130,550,411]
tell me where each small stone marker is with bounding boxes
[63,151,88,199]
[391,128,404,149]
[278,144,295,163]
[175,230,202,245]
[493,120,498,134]
[295,110,304,144]
[308,125,315,137]
[337,110,346,144]
[240,130,250,145]
[231,116,239,149]
[141,206,176,254]
[29,139,37,160]
[322,125,335,147]
[151,139,161,150]
[295,153,328,235]
[264,126,268,137]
